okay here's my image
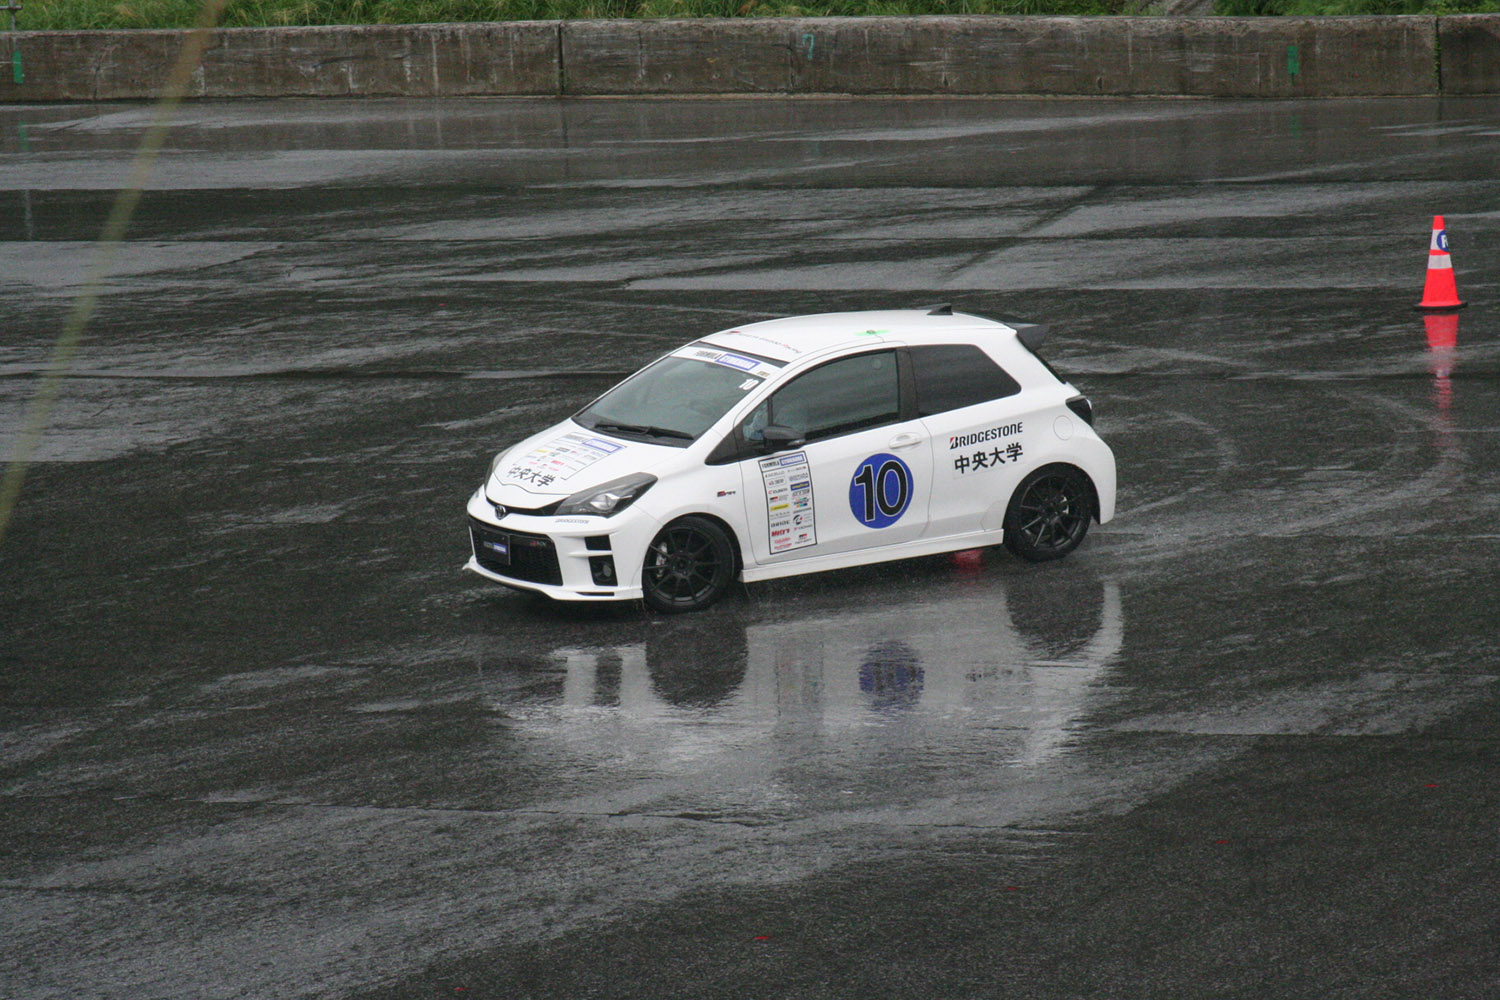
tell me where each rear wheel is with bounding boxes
[1003,465,1093,562]
[641,516,736,613]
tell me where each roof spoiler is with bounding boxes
[919,304,1048,351]
[1011,322,1049,352]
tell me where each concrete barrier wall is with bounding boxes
[0,23,560,100]
[562,16,1440,97]
[1440,15,1500,95]
[0,15,1495,101]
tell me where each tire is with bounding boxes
[1003,465,1094,563]
[641,515,737,613]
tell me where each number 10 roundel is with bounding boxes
[849,453,914,529]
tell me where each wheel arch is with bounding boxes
[1008,460,1101,524]
[659,510,745,578]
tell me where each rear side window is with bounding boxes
[909,344,1021,417]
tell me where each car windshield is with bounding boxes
[575,355,764,446]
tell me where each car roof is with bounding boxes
[699,309,1019,364]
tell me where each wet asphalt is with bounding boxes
[1,96,1499,999]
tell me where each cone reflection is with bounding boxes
[1423,312,1458,448]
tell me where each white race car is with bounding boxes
[464,307,1116,613]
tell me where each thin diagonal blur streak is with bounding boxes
[0,0,231,551]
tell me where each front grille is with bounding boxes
[469,519,563,586]
[488,497,562,517]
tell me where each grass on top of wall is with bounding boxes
[1218,0,1496,11]
[24,0,1124,29]
[17,0,1499,30]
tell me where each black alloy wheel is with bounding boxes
[641,515,736,613]
[1003,465,1093,562]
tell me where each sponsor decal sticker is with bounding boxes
[715,352,760,372]
[947,421,1026,478]
[722,330,803,355]
[948,422,1023,451]
[759,451,816,554]
[953,442,1024,477]
[677,345,778,379]
[503,432,623,488]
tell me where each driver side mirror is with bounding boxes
[759,424,806,453]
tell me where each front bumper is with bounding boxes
[462,488,654,602]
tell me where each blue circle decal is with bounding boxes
[849,453,913,529]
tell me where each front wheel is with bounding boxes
[1003,465,1093,563]
[641,516,736,613]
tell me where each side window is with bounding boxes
[909,344,1021,417]
[742,399,771,442]
[754,350,901,444]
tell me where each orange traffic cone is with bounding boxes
[1416,216,1465,311]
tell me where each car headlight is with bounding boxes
[555,473,657,517]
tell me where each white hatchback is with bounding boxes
[464,307,1116,613]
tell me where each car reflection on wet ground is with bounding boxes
[1,96,1499,999]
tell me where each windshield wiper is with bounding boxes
[590,420,695,442]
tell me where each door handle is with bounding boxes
[888,432,923,450]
